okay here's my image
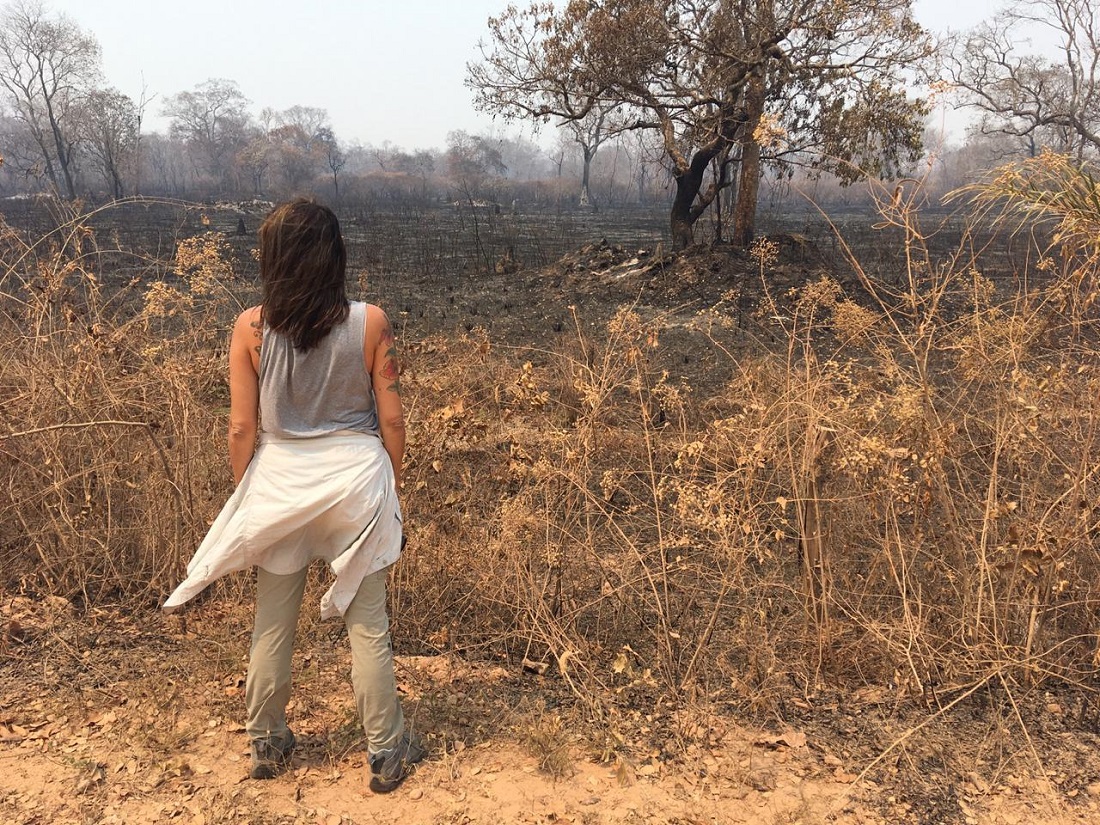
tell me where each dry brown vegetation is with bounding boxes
[4,152,1100,824]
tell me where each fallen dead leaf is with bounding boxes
[75,763,106,794]
[754,729,807,749]
[615,759,636,787]
[0,724,25,741]
[833,768,858,784]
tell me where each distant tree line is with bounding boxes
[0,1,680,210]
[0,0,1097,242]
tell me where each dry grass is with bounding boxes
[0,199,237,607]
[4,154,1100,747]
[518,711,575,778]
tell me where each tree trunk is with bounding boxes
[670,179,697,250]
[669,159,707,250]
[731,140,760,248]
[43,100,77,199]
[57,143,76,199]
[712,155,737,244]
[33,133,60,191]
[731,75,765,248]
[579,145,594,207]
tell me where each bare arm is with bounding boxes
[366,305,406,487]
[228,306,262,485]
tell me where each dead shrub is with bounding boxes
[1,201,240,605]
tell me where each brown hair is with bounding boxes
[258,198,349,351]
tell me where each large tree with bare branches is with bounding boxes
[564,101,624,208]
[84,87,140,198]
[948,0,1100,159]
[0,0,101,199]
[163,78,251,189]
[469,0,930,249]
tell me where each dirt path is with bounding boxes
[1,641,851,825]
[2,597,1098,825]
[0,727,846,825]
[1,638,1092,825]
[0,700,1087,825]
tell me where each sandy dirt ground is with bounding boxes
[1,678,1090,825]
[2,598,1097,825]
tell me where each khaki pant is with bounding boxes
[245,565,404,754]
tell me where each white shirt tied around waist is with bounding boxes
[163,431,403,619]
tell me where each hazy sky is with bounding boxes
[48,0,1002,151]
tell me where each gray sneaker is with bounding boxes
[250,730,296,780]
[368,731,427,793]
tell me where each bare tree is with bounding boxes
[141,133,186,196]
[315,126,345,200]
[238,106,332,196]
[389,148,436,204]
[445,130,507,198]
[0,108,45,185]
[273,105,329,142]
[258,106,278,134]
[163,78,251,189]
[84,87,139,198]
[0,0,101,198]
[947,0,1100,159]
[626,128,666,205]
[493,131,552,180]
[236,133,274,196]
[564,102,623,208]
[268,123,321,191]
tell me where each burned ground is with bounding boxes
[2,198,1098,825]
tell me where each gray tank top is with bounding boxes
[259,301,380,438]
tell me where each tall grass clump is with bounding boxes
[396,152,1100,715]
[4,153,1100,727]
[0,201,240,604]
